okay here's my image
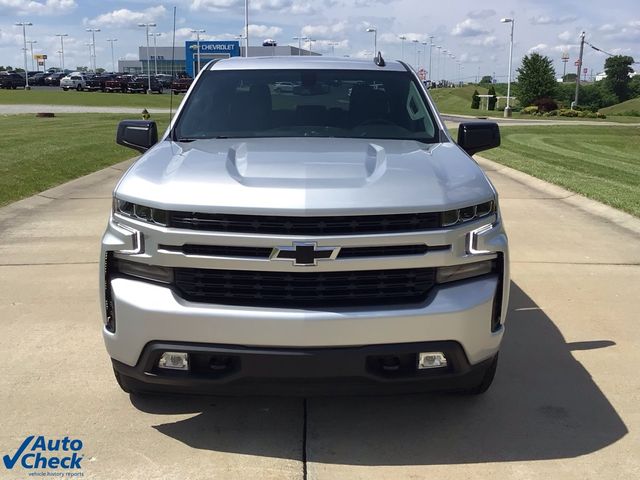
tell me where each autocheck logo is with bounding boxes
[3,436,84,472]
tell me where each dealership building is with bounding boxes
[118,41,318,76]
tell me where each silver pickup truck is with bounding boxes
[100,55,509,396]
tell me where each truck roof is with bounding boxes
[208,55,407,72]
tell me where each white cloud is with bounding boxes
[312,39,350,52]
[87,6,166,28]
[528,43,548,54]
[248,24,283,38]
[470,35,499,47]
[451,19,491,37]
[558,31,572,41]
[354,49,374,58]
[467,9,495,19]
[301,21,348,39]
[379,32,427,44]
[189,0,330,14]
[598,24,617,33]
[0,0,76,16]
[529,15,577,25]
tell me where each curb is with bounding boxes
[475,155,640,236]
[0,158,135,225]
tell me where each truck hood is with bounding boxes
[115,137,495,215]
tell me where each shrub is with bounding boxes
[521,106,539,115]
[487,85,497,111]
[558,109,579,117]
[471,89,480,109]
[533,96,558,112]
[547,109,558,116]
[596,113,607,119]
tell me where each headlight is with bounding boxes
[441,200,495,227]
[437,259,495,284]
[113,198,168,226]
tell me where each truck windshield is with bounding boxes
[173,69,439,143]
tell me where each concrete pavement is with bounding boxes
[0,156,639,479]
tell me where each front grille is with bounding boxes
[159,243,444,259]
[174,267,437,308]
[168,211,441,235]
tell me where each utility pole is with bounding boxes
[107,38,117,72]
[55,34,68,71]
[573,31,585,109]
[561,51,569,80]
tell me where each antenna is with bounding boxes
[374,51,385,67]
[169,6,177,141]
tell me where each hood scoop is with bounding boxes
[225,141,388,188]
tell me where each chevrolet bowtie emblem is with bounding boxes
[271,242,340,266]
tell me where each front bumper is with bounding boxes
[112,341,496,395]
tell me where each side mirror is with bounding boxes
[116,120,158,153]
[457,122,500,156]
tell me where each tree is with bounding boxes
[95,68,105,74]
[76,66,88,72]
[480,75,493,84]
[471,89,480,109]
[487,85,497,110]
[563,73,577,82]
[604,55,635,102]
[514,52,557,106]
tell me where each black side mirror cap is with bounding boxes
[457,122,500,156]
[116,120,158,153]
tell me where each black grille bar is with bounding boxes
[174,267,437,308]
[159,243,449,259]
[168,211,441,235]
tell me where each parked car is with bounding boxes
[44,72,66,86]
[0,72,25,89]
[133,75,163,94]
[30,72,50,86]
[155,74,174,88]
[60,73,87,91]
[86,74,116,92]
[105,75,145,93]
[170,76,193,94]
[273,81,295,93]
[103,55,508,396]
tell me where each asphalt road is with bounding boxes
[0,156,639,479]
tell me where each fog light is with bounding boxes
[158,352,189,371]
[418,352,447,369]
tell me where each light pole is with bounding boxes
[365,27,377,56]
[442,49,448,85]
[148,32,161,75]
[55,33,68,71]
[328,42,339,56]
[26,40,37,71]
[412,39,419,67]
[85,43,92,70]
[421,41,428,70]
[398,35,406,61]
[15,22,32,89]
[435,45,441,84]
[86,28,100,71]
[428,36,434,83]
[190,28,205,74]
[139,23,157,93]
[292,35,308,55]
[57,50,63,70]
[500,17,515,117]
[561,51,569,80]
[107,38,118,73]
[307,38,315,54]
[244,0,249,58]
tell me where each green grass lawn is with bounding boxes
[0,113,167,206]
[599,97,640,117]
[0,88,174,109]
[480,125,640,216]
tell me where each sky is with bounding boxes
[0,0,638,81]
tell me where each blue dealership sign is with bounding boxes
[185,41,240,77]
